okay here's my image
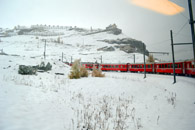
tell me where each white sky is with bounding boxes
[0,0,195,61]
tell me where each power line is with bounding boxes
[173,20,189,37]
[149,20,189,46]
[149,39,170,46]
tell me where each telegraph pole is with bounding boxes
[188,0,195,63]
[133,54,135,64]
[44,39,46,59]
[170,30,176,84]
[143,44,146,78]
[101,55,102,64]
[62,52,63,62]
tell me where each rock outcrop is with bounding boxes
[97,46,115,52]
[105,24,122,35]
[98,38,149,56]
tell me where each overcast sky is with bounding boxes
[0,0,195,61]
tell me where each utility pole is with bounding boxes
[101,55,102,64]
[62,52,63,62]
[133,54,135,64]
[188,0,195,63]
[44,39,46,59]
[143,44,146,78]
[170,30,176,84]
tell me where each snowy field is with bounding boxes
[0,30,145,64]
[0,54,195,130]
[0,29,195,130]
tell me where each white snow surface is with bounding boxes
[0,29,145,64]
[0,29,195,130]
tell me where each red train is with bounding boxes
[65,60,195,76]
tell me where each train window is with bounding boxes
[165,64,167,68]
[148,65,151,68]
[175,64,178,68]
[178,64,181,68]
[168,64,170,68]
[116,65,118,68]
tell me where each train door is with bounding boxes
[126,63,130,72]
[182,62,185,74]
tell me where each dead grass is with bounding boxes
[80,66,88,77]
[69,59,81,79]
[92,66,105,77]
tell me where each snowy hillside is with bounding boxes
[0,26,146,64]
[0,25,195,130]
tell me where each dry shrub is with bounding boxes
[69,60,89,79]
[80,66,88,77]
[69,59,81,79]
[147,54,155,63]
[92,66,105,77]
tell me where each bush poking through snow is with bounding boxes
[80,66,88,77]
[147,54,155,63]
[18,65,37,75]
[38,62,52,71]
[92,66,105,77]
[69,59,81,79]
[18,62,52,75]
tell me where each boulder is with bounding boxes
[97,46,115,51]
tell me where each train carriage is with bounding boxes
[184,60,195,76]
[155,62,184,75]
[129,63,154,73]
[101,63,129,72]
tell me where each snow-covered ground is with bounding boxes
[0,28,195,130]
[0,29,145,64]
